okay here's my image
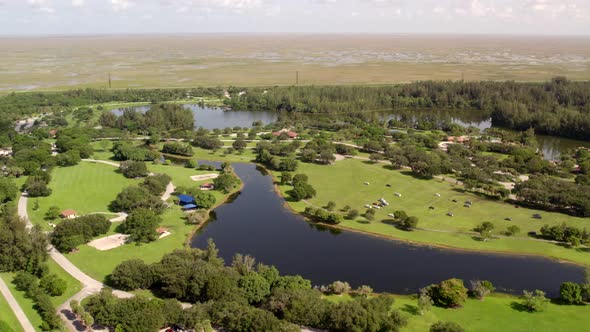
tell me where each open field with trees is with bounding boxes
[324,293,590,332]
[27,162,138,230]
[274,158,590,266]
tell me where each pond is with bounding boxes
[380,109,590,160]
[111,104,278,130]
[191,163,584,297]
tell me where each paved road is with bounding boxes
[0,276,36,332]
[161,182,175,201]
[18,193,134,331]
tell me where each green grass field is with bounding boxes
[326,293,589,332]
[274,158,590,266]
[27,162,139,230]
[0,260,82,332]
[0,288,24,332]
[36,155,233,282]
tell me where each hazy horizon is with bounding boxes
[1,0,589,36]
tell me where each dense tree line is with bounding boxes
[514,175,590,217]
[225,79,590,140]
[0,204,48,273]
[111,141,160,161]
[0,88,222,122]
[100,103,195,133]
[97,242,407,332]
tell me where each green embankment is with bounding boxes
[273,158,590,266]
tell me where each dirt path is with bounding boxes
[0,277,36,332]
[81,159,120,167]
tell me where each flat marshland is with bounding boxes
[1,34,590,91]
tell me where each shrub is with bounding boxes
[328,281,351,295]
[162,142,193,156]
[470,280,494,300]
[430,321,465,332]
[520,290,549,312]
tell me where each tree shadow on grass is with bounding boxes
[510,302,529,312]
[356,220,371,225]
[400,304,420,316]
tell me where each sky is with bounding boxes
[0,0,589,35]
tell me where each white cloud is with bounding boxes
[72,0,84,7]
[111,0,133,12]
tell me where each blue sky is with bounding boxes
[0,0,589,35]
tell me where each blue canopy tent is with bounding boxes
[177,194,195,205]
[182,204,198,211]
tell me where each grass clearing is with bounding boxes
[273,158,590,266]
[28,162,138,230]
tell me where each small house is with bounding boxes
[0,148,12,157]
[60,209,77,219]
[272,129,298,139]
[200,183,215,190]
[156,227,169,235]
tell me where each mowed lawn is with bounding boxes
[327,293,589,332]
[275,158,590,266]
[0,288,24,332]
[28,162,138,230]
[65,162,228,282]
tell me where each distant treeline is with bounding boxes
[0,87,223,120]
[225,78,590,140]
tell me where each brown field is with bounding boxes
[1,34,590,91]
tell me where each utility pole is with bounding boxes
[108,73,112,89]
[296,71,299,86]
[461,72,465,82]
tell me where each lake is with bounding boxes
[191,163,584,297]
[111,104,278,130]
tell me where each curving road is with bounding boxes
[18,193,133,331]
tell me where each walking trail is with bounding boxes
[0,276,36,332]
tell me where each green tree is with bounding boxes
[109,259,154,290]
[280,172,293,185]
[193,191,217,209]
[560,282,583,304]
[238,272,271,304]
[429,278,468,308]
[430,321,465,332]
[418,288,433,315]
[347,209,359,220]
[213,173,240,193]
[120,208,162,243]
[0,178,18,203]
[119,160,148,178]
[326,201,336,211]
[39,274,67,296]
[45,206,61,220]
[475,221,495,241]
[232,139,247,151]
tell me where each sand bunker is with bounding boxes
[88,234,129,251]
[190,173,219,181]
